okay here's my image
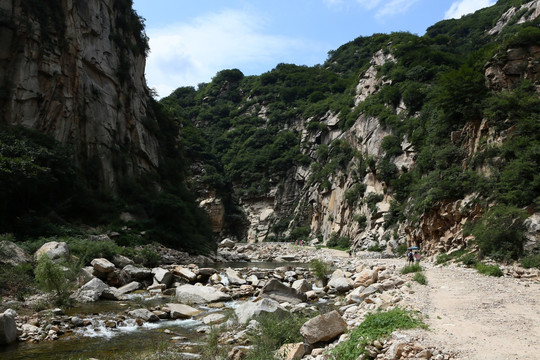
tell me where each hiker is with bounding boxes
[406,250,414,265]
[414,251,421,264]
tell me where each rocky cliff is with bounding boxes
[167,0,540,258]
[0,0,159,191]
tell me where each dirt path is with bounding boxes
[399,261,540,360]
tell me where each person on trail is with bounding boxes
[406,250,414,265]
[414,251,420,264]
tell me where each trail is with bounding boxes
[398,261,540,360]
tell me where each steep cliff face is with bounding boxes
[0,0,159,191]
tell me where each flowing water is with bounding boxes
[0,262,304,359]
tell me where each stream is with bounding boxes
[0,262,308,360]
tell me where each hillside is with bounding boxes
[161,0,540,261]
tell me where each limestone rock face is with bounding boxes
[0,0,159,191]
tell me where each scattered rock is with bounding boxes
[260,279,307,305]
[235,298,286,324]
[91,258,115,273]
[167,303,202,319]
[300,310,347,345]
[175,284,232,304]
[128,309,159,322]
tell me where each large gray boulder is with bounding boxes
[0,310,17,345]
[292,279,312,293]
[80,277,109,295]
[234,298,286,324]
[175,284,231,304]
[300,310,347,345]
[34,241,69,262]
[166,303,202,319]
[225,267,246,285]
[123,265,152,280]
[0,241,31,266]
[260,279,307,305]
[152,267,173,287]
[328,276,353,293]
[128,308,159,322]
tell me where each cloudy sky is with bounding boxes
[132,0,497,98]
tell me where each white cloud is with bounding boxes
[145,9,315,97]
[445,0,497,19]
[375,0,421,18]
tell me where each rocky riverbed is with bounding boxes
[1,240,539,359]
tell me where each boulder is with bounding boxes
[80,277,109,296]
[166,303,202,319]
[128,308,159,322]
[219,238,236,249]
[387,340,407,360]
[276,342,306,360]
[201,313,226,325]
[300,310,347,345]
[225,267,246,285]
[112,254,134,268]
[152,267,174,287]
[234,298,286,324]
[0,310,17,345]
[260,279,307,305]
[291,279,312,293]
[0,241,31,266]
[176,284,232,304]
[34,241,69,262]
[345,286,366,304]
[354,268,378,287]
[328,277,353,293]
[174,266,197,282]
[117,281,141,295]
[91,258,116,273]
[101,287,122,300]
[123,265,152,280]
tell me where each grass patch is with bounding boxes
[245,311,308,360]
[475,262,503,277]
[401,263,422,274]
[413,272,427,285]
[435,248,466,265]
[330,308,426,360]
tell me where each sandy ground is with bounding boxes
[319,248,540,359]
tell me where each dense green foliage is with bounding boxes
[34,254,71,306]
[401,263,422,274]
[475,262,504,277]
[330,308,426,359]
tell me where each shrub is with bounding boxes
[475,262,503,277]
[326,233,350,250]
[330,308,426,360]
[459,252,478,267]
[0,263,34,300]
[520,253,540,269]
[367,243,385,252]
[309,259,330,284]
[401,263,422,274]
[471,205,527,261]
[34,254,72,306]
[396,243,408,256]
[413,272,427,285]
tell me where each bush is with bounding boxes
[520,253,540,269]
[0,263,34,300]
[327,233,350,250]
[401,263,422,274]
[413,272,427,285]
[330,308,426,360]
[470,205,527,261]
[309,259,330,284]
[396,243,408,256]
[459,252,478,267]
[475,262,503,277]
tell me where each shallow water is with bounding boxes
[0,261,305,359]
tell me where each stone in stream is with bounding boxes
[0,310,17,345]
[201,313,226,325]
[117,281,141,295]
[260,279,307,305]
[175,284,232,304]
[225,267,246,285]
[80,277,109,295]
[123,264,152,280]
[300,310,347,345]
[166,303,202,319]
[173,266,197,282]
[128,308,159,322]
[91,258,115,273]
[152,267,173,287]
[292,279,312,293]
[100,287,122,300]
[234,298,286,324]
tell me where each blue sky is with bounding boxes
[132,0,497,98]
